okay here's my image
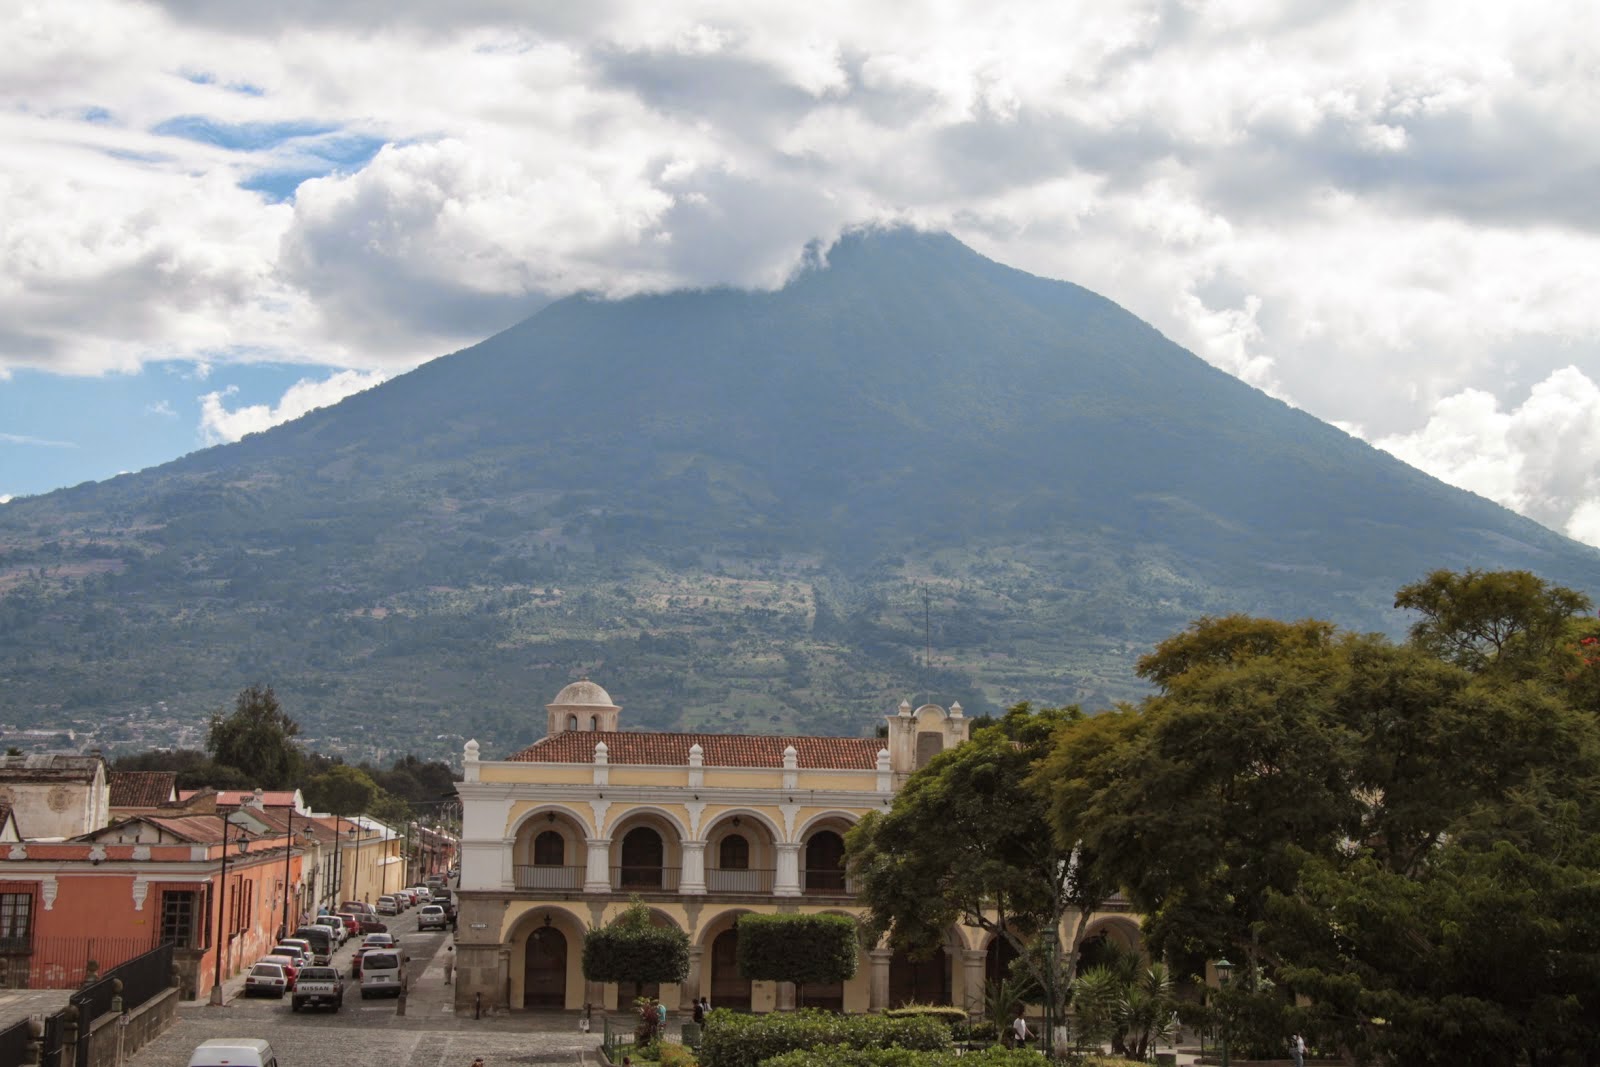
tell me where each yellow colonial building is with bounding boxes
[453,680,1136,1015]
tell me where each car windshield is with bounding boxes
[300,968,338,980]
[251,964,281,976]
[364,952,399,969]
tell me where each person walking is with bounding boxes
[1010,1008,1032,1049]
[692,997,705,1025]
[1291,1032,1306,1067]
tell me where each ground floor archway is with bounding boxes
[524,926,568,1008]
[889,947,951,1007]
[710,927,752,1010]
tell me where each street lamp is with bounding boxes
[1215,958,1234,1067]
[208,814,250,1006]
[279,805,296,940]
[349,822,363,905]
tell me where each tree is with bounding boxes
[1395,568,1591,677]
[303,764,379,816]
[848,704,1111,1038]
[735,913,858,1006]
[206,684,303,788]
[582,898,690,1003]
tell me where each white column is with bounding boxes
[869,949,894,1011]
[775,843,801,897]
[584,838,613,893]
[681,840,707,895]
[962,949,987,1012]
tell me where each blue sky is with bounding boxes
[2,0,1598,544]
[0,363,365,499]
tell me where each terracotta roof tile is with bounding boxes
[506,732,884,769]
[108,771,177,809]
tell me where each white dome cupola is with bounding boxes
[546,678,622,736]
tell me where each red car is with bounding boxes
[329,912,361,936]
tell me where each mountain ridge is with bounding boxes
[3,228,1596,760]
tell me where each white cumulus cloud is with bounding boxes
[198,369,389,444]
[1375,366,1600,548]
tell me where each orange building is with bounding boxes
[0,813,301,1000]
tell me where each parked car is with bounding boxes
[337,910,387,935]
[359,950,404,999]
[291,965,344,1013]
[187,1039,278,1067]
[268,945,309,972]
[326,912,361,937]
[259,955,299,991]
[362,933,396,949]
[244,962,288,998]
[416,904,448,931]
[375,895,398,915]
[312,915,348,946]
[280,937,319,967]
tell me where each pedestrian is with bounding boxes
[1010,1008,1031,1049]
[699,995,710,1019]
[1291,1032,1306,1067]
[444,945,454,985]
[692,997,705,1025]
[471,1058,484,1067]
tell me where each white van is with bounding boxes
[359,949,405,998]
[187,1038,278,1067]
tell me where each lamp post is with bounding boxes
[331,813,342,910]
[1215,957,1234,1067]
[208,814,249,1006]
[279,805,295,940]
[349,822,363,905]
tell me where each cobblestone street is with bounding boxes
[126,907,605,1067]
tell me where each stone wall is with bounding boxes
[80,987,178,1067]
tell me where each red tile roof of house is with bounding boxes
[506,732,885,769]
[108,770,178,809]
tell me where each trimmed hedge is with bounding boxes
[736,913,859,985]
[699,1009,951,1067]
[582,903,690,988]
[759,1048,1048,1067]
[884,1005,968,1028]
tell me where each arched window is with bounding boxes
[804,831,846,892]
[620,827,665,888]
[719,833,749,870]
[534,830,564,867]
[915,732,943,769]
[589,715,599,731]
[567,714,578,731]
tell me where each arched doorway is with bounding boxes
[524,926,568,1008]
[804,831,846,893]
[620,826,665,889]
[710,928,752,1010]
[889,947,951,1007]
[986,935,1021,985]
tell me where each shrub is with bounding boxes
[884,1005,968,1028]
[699,1008,951,1067]
[737,913,860,994]
[658,1045,698,1067]
[583,899,690,999]
[759,1047,1047,1067]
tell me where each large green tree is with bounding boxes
[848,704,1111,1033]
[206,684,303,788]
[736,913,859,1006]
[582,899,690,1003]
[1037,574,1600,1064]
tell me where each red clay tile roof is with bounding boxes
[506,732,884,769]
[108,771,177,808]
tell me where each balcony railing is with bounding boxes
[802,869,851,894]
[612,866,681,892]
[513,864,585,890]
[705,868,776,894]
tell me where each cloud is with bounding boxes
[198,369,389,443]
[4,0,1600,543]
[1,432,76,448]
[0,495,11,504]
[145,399,177,418]
[1375,366,1600,549]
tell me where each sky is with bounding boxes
[2,0,1598,548]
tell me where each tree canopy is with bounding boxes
[1026,570,1600,1064]
[206,684,303,789]
[581,899,690,997]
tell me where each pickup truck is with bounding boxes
[291,966,345,1013]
